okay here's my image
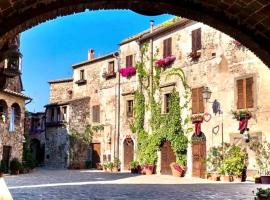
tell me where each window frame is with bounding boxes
[126,99,134,118]
[191,87,204,114]
[126,55,133,67]
[163,37,172,58]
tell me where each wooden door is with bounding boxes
[192,141,206,178]
[124,138,134,170]
[2,146,11,173]
[161,141,176,174]
[91,143,101,168]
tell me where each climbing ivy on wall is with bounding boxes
[132,42,192,166]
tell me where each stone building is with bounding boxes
[24,111,46,165]
[0,35,30,171]
[47,18,270,177]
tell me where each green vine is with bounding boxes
[132,42,191,166]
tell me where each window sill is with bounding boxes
[75,79,87,85]
[103,72,116,80]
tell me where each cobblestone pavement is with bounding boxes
[3,168,266,200]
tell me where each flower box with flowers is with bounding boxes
[188,50,201,60]
[191,114,204,123]
[155,55,176,68]
[232,110,252,121]
[119,66,136,77]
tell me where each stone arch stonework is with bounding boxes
[0,1,270,66]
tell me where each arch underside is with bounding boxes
[0,1,270,66]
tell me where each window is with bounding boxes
[164,93,171,113]
[0,100,8,123]
[92,105,100,123]
[50,108,54,122]
[56,107,61,121]
[108,61,115,74]
[62,106,67,121]
[126,55,133,67]
[80,69,85,80]
[163,37,172,58]
[192,87,204,114]
[237,77,254,109]
[9,107,15,132]
[126,100,134,117]
[192,28,201,52]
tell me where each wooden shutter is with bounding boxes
[192,28,201,51]
[108,61,114,74]
[246,77,254,108]
[163,37,172,58]
[93,105,100,123]
[198,87,204,113]
[126,55,133,67]
[192,89,198,114]
[237,79,245,109]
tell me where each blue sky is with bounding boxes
[21,10,173,112]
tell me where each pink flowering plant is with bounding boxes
[155,55,176,68]
[119,66,136,77]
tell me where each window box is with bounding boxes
[75,79,87,85]
[232,110,252,121]
[191,114,204,123]
[102,72,116,79]
[119,66,136,78]
[188,50,201,61]
[155,55,176,68]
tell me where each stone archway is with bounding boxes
[123,137,134,170]
[0,1,270,67]
[192,132,206,178]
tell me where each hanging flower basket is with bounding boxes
[155,55,176,68]
[119,66,136,77]
[232,110,252,121]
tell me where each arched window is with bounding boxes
[0,99,8,123]
[9,103,21,131]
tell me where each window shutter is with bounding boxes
[126,55,133,67]
[246,77,254,108]
[108,61,114,74]
[93,105,100,123]
[163,38,172,58]
[163,39,167,58]
[192,89,198,114]
[192,28,201,51]
[237,79,245,109]
[198,87,204,113]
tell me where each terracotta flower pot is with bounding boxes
[170,163,183,177]
[143,164,154,175]
[233,176,242,182]
[11,170,19,175]
[0,172,4,177]
[261,176,270,184]
[211,173,220,181]
[112,167,118,173]
[220,175,231,182]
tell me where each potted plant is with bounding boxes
[206,146,222,181]
[119,66,136,78]
[254,188,270,200]
[10,158,22,175]
[170,162,184,177]
[102,162,108,172]
[155,55,176,68]
[107,162,114,172]
[112,158,121,172]
[232,110,252,121]
[143,164,154,175]
[250,140,270,184]
[130,161,140,173]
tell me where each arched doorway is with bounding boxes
[160,141,176,175]
[123,138,134,170]
[192,132,206,178]
[30,138,44,165]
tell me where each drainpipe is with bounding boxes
[150,20,154,98]
[113,51,121,160]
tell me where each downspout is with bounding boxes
[150,20,154,98]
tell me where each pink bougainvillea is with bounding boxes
[155,55,176,68]
[119,66,136,77]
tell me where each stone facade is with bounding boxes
[47,18,270,176]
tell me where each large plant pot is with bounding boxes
[112,167,119,173]
[220,175,231,182]
[233,176,242,182]
[143,164,154,175]
[170,163,183,177]
[255,177,262,184]
[11,170,19,175]
[0,172,4,177]
[211,173,220,181]
[256,194,268,200]
[261,176,270,184]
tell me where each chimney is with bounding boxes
[150,20,154,33]
[88,49,94,61]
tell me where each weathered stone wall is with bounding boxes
[0,92,25,161]
[49,80,73,103]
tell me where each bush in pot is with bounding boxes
[250,140,270,184]
[107,162,114,172]
[129,161,140,173]
[170,162,184,177]
[10,158,22,175]
[113,158,121,172]
[206,146,222,181]
[253,188,270,200]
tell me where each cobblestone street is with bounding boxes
[3,168,266,200]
